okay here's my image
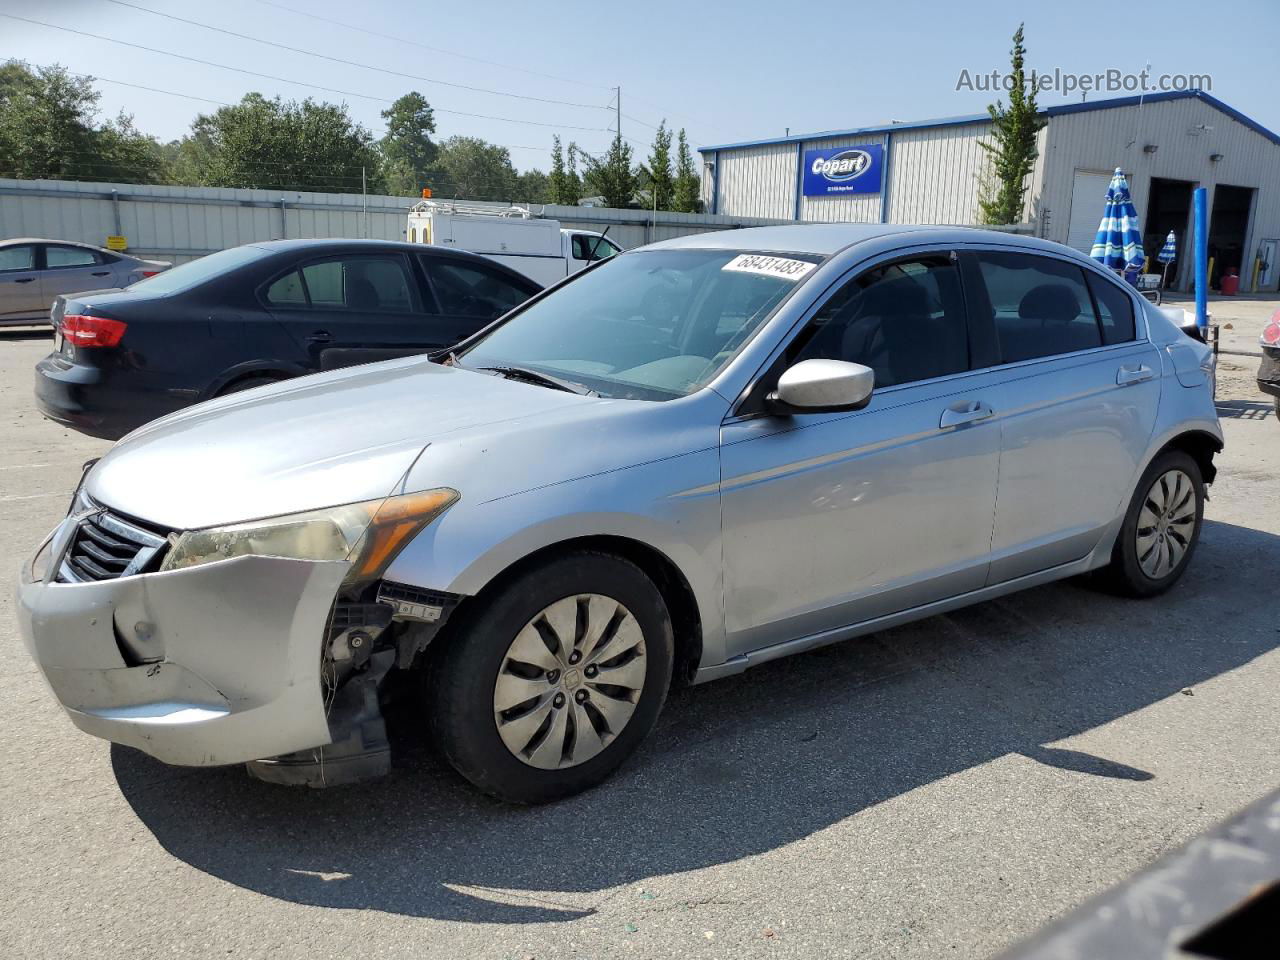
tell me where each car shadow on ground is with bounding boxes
[0,327,51,342]
[112,518,1280,924]
[1215,399,1275,421]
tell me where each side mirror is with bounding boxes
[766,359,875,414]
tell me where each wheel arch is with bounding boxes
[438,534,704,687]
[1157,429,1222,485]
[202,361,305,400]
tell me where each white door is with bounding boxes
[1065,170,1116,255]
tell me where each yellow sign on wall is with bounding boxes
[105,235,128,251]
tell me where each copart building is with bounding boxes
[698,90,1280,291]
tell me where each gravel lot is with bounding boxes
[1,300,1277,960]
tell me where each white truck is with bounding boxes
[406,200,622,287]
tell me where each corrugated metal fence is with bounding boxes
[0,178,795,262]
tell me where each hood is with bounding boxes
[87,355,596,530]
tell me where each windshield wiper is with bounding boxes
[478,365,597,397]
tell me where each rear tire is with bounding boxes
[1102,450,1204,597]
[427,551,674,804]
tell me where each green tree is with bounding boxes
[379,92,437,196]
[0,60,162,183]
[429,135,517,201]
[583,134,636,208]
[672,128,701,213]
[514,168,551,203]
[179,93,383,193]
[565,141,583,204]
[977,24,1046,225]
[639,120,674,210]
[548,135,577,204]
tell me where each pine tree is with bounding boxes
[977,24,1046,225]
[549,135,574,204]
[672,128,701,213]
[583,134,636,208]
[639,121,674,210]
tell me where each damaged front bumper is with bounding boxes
[18,517,349,767]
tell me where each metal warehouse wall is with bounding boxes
[705,123,1045,227]
[1040,97,1280,290]
[0,179,792,261]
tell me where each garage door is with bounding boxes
[1066,171,1115,254]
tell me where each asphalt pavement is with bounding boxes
[1,306,1277,960]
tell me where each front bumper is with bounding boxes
[18,519,348,766]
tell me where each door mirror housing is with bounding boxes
[767,359,875,414]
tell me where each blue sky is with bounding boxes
[2,0,1276,172]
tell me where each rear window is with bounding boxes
[1085,272,1137,345]
[126,245,270,295]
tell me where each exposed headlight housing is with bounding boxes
[159,488,458,590]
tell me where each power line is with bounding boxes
[99,0,610,112]
[1,15,614,133]
[92,76,231,107]
[251,0,606,93]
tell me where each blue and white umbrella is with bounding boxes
[1156,230,1177,263]
[1090,168,1145,273]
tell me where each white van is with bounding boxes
[407,201,622,287]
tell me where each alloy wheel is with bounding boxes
[1136,468,1197,580]
[493,594,647,769]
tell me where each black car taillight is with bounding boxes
[62,314,127,348]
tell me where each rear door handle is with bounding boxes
[1117,364,1154,386]
[91,270,111,277]
[307,330,333,343]
[940,400,994,428]
[13,277,35,284]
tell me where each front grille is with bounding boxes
[58,509,169,583]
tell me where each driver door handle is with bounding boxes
[940,400,994,429]
[1117,364,1154,386]
[307,330,333,343]
[13,277,35,284]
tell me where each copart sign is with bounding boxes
[801,144,884,197]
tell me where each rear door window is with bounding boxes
[1085,272,1137,344]
[45,246,100,268]
[976,251,1102,363]
[267,257,417,312]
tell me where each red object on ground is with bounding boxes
[1220,272,1240,295]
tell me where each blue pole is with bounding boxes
[1194,187,1208,330]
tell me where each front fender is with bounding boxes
[382,448,728,671]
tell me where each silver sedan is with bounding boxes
[17,224,1221,803]
[0,238,171,325]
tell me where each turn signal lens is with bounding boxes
[62,314,127,348]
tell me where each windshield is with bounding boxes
[459,249,819,400]
[126,245,271,296]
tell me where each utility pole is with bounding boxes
[361,166,368,238]
[615,86,621,146]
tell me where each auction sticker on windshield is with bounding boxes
[722,254,816,280]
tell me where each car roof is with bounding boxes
[643,223,1087,260]
[0,237,111,251]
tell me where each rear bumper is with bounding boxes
[1258,348,1280,397]
[34,353,165,440]
[17,523,348,766]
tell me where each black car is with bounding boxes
[34,239,543,440]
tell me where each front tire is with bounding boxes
[1103,450,1204,597]
[428,552,674,803]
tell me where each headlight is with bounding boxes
[159,488,458,589]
